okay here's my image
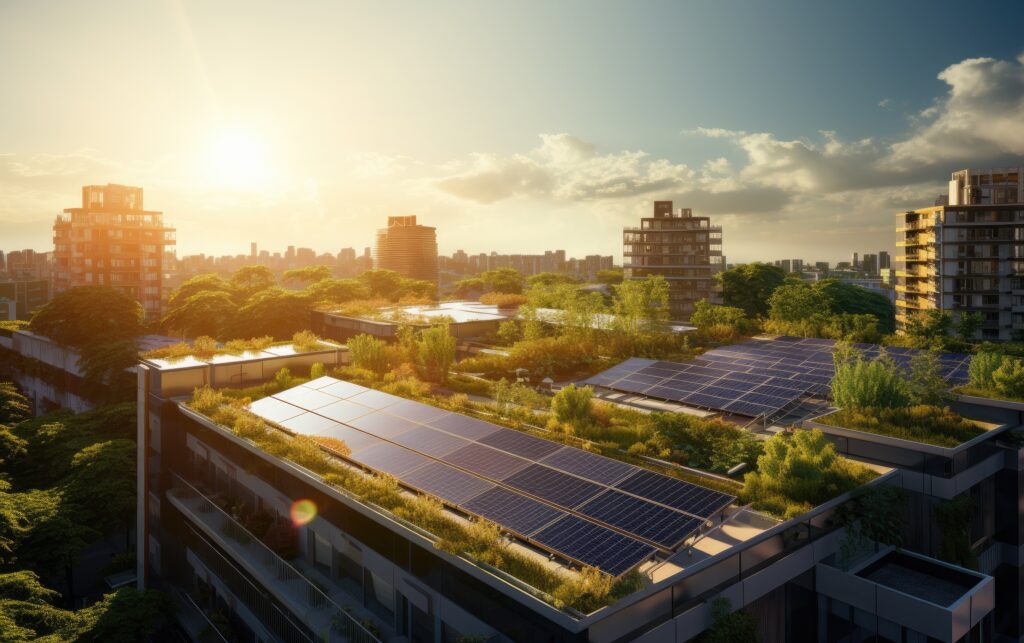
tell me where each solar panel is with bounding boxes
[248,397,305,424]
[577,490,704,548]
[445,443,532,480]
[316,424,382,453]
[272,386,338,410]
[615,469,734,519]
[347,389,401,410]
[301,376,342,390]
[316,400,373,424]
[278,412,340,436]
[427,413,501,440]
[321,380,371,399]
[461,487,564,536]
[352,442,432,476]
[390,425,472,458]
[346,413,421,439]
[539,447,637,485]
[400,462,496,505]
[531,516,656,576]
[503,464,604,509]
[477,428,563,460]
[382,399,451,424]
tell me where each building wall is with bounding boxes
[374,215,439,285]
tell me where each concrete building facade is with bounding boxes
[896,168,1024,341]
[623,201,723,321]
[53,184,175,318]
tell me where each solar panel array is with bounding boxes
[248,377,735,577]
[584,336,971,419]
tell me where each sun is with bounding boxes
[204,128,272,189]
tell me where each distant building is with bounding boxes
[862,253,878,277]
[53,184,175,318]
[896,167,1023,341]
[623,201,723,320]
[374,215,438,285]
[0,279,49,320]
[879,251,891,270]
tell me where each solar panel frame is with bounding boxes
[390,425,473,458]
[539,447,638,486]
[477,428,563,460]
[577,490,705,549]
[503,464,605,509]
[460,487,565,536]
[444,443,533,481]
[615,469,735,519]
[400,461,496,506]
[531,516,657,577]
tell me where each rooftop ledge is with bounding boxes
[140,340,344,371]
[803,411,1008,456]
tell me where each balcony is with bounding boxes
[166,474,382,643]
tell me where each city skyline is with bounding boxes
[2,1,1024,262]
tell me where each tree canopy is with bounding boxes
[718,263,786,317]
[29,287,143,349]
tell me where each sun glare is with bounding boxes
[204,128,272,189]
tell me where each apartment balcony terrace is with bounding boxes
[166,473,383,643]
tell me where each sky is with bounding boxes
[1,0,1023,264]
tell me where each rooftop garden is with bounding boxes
[955,350,1024,404]
[186,385,643,614]
[817,343,985,447]
[141,330,332,362]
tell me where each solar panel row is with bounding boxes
[246,376,735,576]
[583,336,971,419]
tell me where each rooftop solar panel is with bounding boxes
[248,397,305,424]
[615,469,734,519]
[503,464,604,509]
[352,442,432,477]
[461,487,564,536]
[427,413,501,440]
[531,516,656,577]
[272,386,338,410]
[301,376,342,390]
[316,399,373,424]
[382,399,452,424]
[316,424,382,453]
[321,380,371,399]
[539,447,637,485]
[577,490,704,549]
[277,412,341,436]
[346,413,421,439]
[477,428,563,460]
[445,443,532,481]
[347,389,402,410]
[390,425,472,458]
[400,461,496,505]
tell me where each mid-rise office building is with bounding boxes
[896,167,1024,341]
[375,215,439,285]
[53,184,175,318]
[623,201,723,320]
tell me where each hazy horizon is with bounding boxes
[2,0,1023,263]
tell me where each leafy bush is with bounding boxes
[819,405,983,447]
[831,354,908,409]
[347,334,389,375]
[742,430,875,517]
[907,349,951,406]
[968,351,1004,389]
[551,385,594,429]
[310,362,326,379]
[992,358,1024,398]
[478,292,528,308]
[291,330,323,352]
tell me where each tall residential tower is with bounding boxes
[896,167,1024,341]
[374,215,438,285]
[53,184,175,318]
[623,201,723,320]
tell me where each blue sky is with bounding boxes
[2,0,1023,262]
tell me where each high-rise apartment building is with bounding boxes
[374,215,438,285]
[879,251,891,270]
[896,167,1024,341]
[53,184,175,318]
[623,201,723,320]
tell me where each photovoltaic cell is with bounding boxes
[316,400,372,424]
[248,397,305,424]
[272,386,338,410]
[461,487,564,536]
[346,413,421,439]
[531,516,656,576]
[445,443,532,481]
[347,388,401,410]
[539,447,637,485]
[390,425,472,458]
[382,399,451,424]
[427,413,501,440]
[400,462,495,505]
[352,442,431,476]
[316,424,382,453]
[577,490,704,548]
[503,464,604,509]
[321,380,371,399]
[277,412,340,436]
[477,428,563,460]
[301,376,342,390]
[616,469,734,519]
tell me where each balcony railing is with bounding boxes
[167,474,381,643]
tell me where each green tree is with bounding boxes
[968,351,1006,390]
[767,281,832,324]
[551,384,594,429]
[73,588,175,643]
[814,278,896,333]
[63,440,136,550]
[230,288,313,339]
[29,286,144,349]
[528,272,581,288]
[229,265,276,297]
[955,311,984,342]
[689,300,747,330]
[358,269,405,299]
[908,349,951,406]
[831,354,909,409]
[17,488,97,606]
[992,357,1024,398]
[718,263,786,317]
[161,290,236,338]
[76,339,139,402]
[612,276,669,335]
[0,383,30,427]
[595,268,623,285]
[904,310,953,349]
[303,278,370,305]
[166,273,236,309]
[416,325,456,383]
[283,265,332,285]
[496,320,521,345]
[698,597,760,643]
[348,334,389,375]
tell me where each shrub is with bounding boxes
[292,330,323,352]
[819,405,983,447]
[831,355,908,409]
[992,358,1024,398]
[968,351,1005,389]
[551,385,594,429]
[347,334,389,375]
[310,362,326,379]
[908,349,951,406]
[479,292,528,308]
[274,368,296,390]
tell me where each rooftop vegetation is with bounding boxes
[186,386,642,613]
[956,350,1024,403]
[141,330,330,362]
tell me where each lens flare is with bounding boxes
[290,499,317,526]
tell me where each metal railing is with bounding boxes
[168,473,381,643]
